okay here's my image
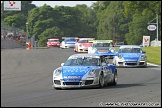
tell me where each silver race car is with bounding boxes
[113,45,147,67]
[52,54,118,89]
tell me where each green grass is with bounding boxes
[142,47,161,65]
[114,46,161,65]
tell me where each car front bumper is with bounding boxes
[62,44,75,48]
[52,77,99,89]
[48,44,60,47]
[77,47,88,52]
[115,60,147,67]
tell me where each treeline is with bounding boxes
[2,1,161,46]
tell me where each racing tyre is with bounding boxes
[142,64,147,68]
[111,69,118,86]
[98,72,104,88]
[74,48,76,52]
[112,59,115,65]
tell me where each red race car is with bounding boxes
[47,38,60,48]
[74,38,95,53]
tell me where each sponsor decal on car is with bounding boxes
[64,76,81,79]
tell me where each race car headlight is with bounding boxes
[79,44,82,47]
[88,69,96,76]
[118,54,122,59]
[140,55,146,60]
[110,49,115,53]
[54,69,62,76]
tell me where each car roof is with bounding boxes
[119,45,141,48]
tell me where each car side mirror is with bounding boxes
[61,63,64,66]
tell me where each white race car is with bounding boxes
[74,38,95,53]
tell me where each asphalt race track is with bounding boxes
[1,48,161,107]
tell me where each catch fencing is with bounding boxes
[1,23,26,49]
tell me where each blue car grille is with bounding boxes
[126,61,137,63]
[126,63,137,65]
[63,82,82,85]
[139,62,145,65]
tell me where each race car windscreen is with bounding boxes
[92,42,113,47]
[78,40,88,43]
[119,48,142,53]
[64,57,100,66]
[64,38,76,42]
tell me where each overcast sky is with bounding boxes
[32,1,97,7]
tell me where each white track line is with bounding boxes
[147,62,161,67]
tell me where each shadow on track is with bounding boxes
[52,83,146,91]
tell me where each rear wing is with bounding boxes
[78,38,95,40]
[88,40,95,43]
[88,40,113,43]
[76,38,95,43]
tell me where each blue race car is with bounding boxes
[88,40,116,59]
[52,54,118,89]
[113,45,147,67]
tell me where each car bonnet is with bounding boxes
[62,66,98,81]
[120,53,141,59]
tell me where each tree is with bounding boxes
[97,1,130,42]
[54,6,83,37]
[4,13,27,30]
[123,1,161,44]
[75,4,97,38]
[38,27,64,47]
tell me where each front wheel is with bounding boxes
[98,72,104,88]
[74,47,76,52]
[111,69,118,86]
[112,59,116,65]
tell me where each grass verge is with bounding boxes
[142,47,161,65]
